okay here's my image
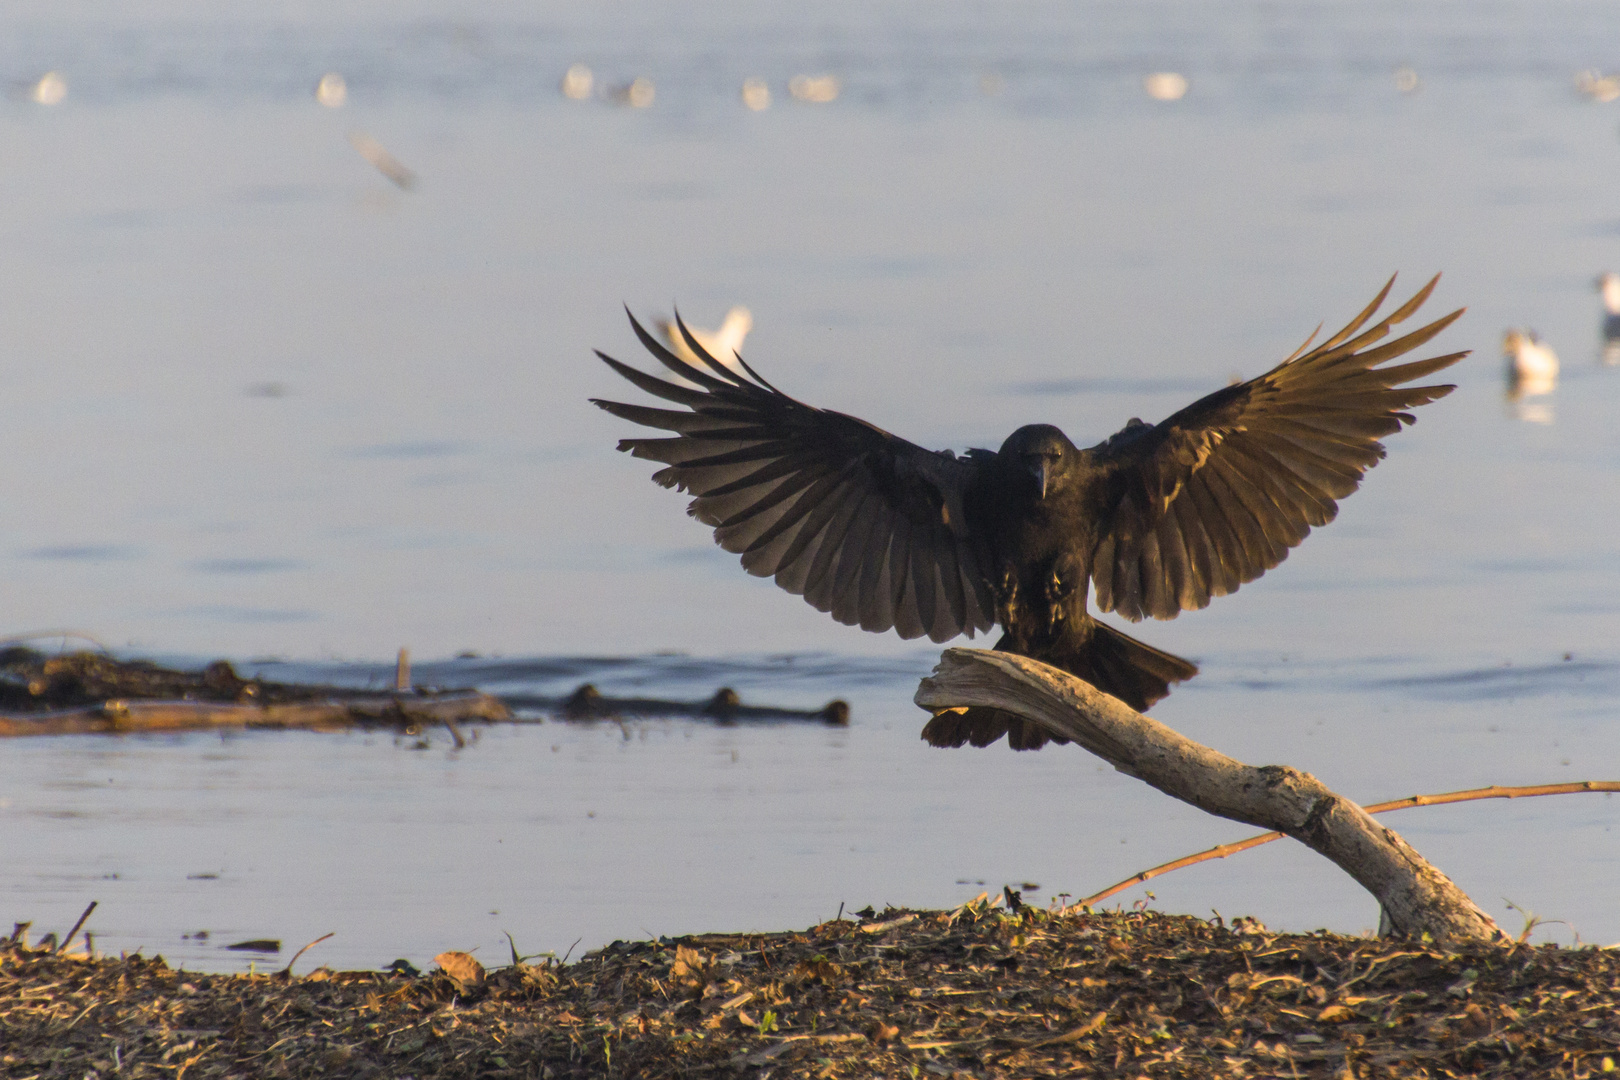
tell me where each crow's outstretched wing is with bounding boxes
[1088,275,1467,622]
[592,312,999,643]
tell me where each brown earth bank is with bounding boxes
[4,900,1619,1079]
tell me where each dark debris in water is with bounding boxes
[0,647,308,711]
[0,648,851,737]
[523,682,849,725]
[0,648,508,738]
[4,902,1620,1078]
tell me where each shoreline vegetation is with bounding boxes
[5,899,1619,1079]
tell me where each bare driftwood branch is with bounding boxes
[1080,780,1620,908]
[915,647,1506,946]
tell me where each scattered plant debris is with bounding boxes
[4,899,1618,1078]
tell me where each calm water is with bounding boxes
[2,1,1619,971]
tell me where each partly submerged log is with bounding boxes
[0,647,511,738]
[915,647,1506,947]
[0,692,511,738]
[513,683,849,725]
[0,648,847,738]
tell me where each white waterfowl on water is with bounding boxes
[560,64,593,101]
[1576,70,1620,103]
[789,75,839,103]
[657,306,752,374]
[1503,328,1558,401]
[608,77,655,108]
[1143,72,1189,101]
[741,78,771,111]
[30,71,66,105]
[315,72,347,108]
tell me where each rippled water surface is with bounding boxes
[3,0,1620,971]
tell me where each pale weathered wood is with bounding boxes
[0,692,511,738]
[915,647,1505,946]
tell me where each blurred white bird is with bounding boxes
[315,72,347,108]
[1143,72,1188,101]
[789,75,839,103]
[30,71,66,105]
[561,64,593,101]
[657,307,753,374]
[741,78,771,111]
[1576,69,1620,103]
[608,77,655,108]
[1503,328,1558,400]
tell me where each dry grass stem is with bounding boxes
[1081,781,1620,908]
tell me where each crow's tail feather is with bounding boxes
[1081,621,1199,714]
[920,622,1197,751]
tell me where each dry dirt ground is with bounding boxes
[4,899,1619,1079]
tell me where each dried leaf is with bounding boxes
[1459,1002,1493,1036]
[670,945,714,988]
[789,957,842,985]
[434,951,485,986]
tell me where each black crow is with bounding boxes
[592,277,1466,749]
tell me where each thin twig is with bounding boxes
[1074,780,1620,909]
[0,630,112,654]
[56,901,97,953]
[280,933,335,978]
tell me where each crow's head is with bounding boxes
[999,424,1079,500]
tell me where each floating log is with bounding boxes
[0,646,511,737]
[518,683,849,725]
[0,691,511,738]
[0,648,848,737]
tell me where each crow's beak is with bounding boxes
[1030,459,1050,500]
